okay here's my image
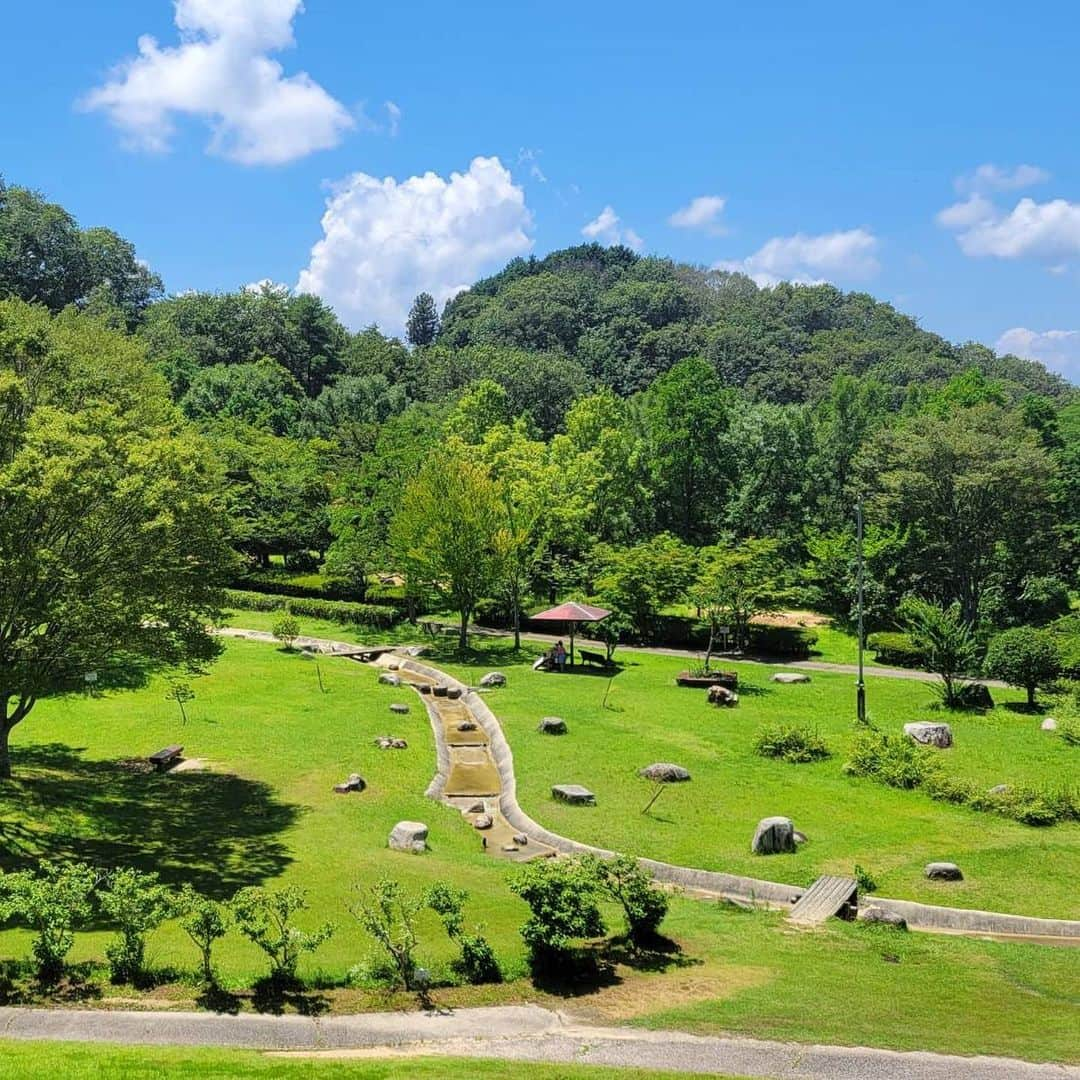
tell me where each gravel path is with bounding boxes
[1,1004,1076,1079]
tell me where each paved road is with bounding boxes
[1,1005,1076,1079]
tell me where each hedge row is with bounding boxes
[224,589,402,629]
[866,631,926,668]
[231,574,408,611]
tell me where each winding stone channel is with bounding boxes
[219,630,1080,943]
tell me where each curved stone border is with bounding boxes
[225,630,1080,942]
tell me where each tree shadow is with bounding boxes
[604,934,701,974]
[528,947,621,997]
[0,744,300,900]
[1001,702,1045,715]
[197,982,243,1015]
[251,974,330,1016]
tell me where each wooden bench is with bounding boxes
[148,745,183,772]
[579,649,613,669]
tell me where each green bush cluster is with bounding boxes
[753,722,831,763]
[845,729,1078,825]
[747,625,819,659]
[224,589,402,629]
[866,631,926,668]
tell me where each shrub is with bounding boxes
[583,854,669,946]
[1059,717,1080,747]
[178,885,230,985]
[984,626,1063,707]
[509,859,605,970]
[844,730,939,790]
[866,631,925,668]
[224,589,404,629]
[853,864,878,893]
[271,614,301,650]
[0,861,98,982]
[351,879,423,991]
[747,625,819,659]
[231,886,335,983]
[899,597,979,708]
[424,882,500,984]
[99,868,176,984]
[753,722,831,763]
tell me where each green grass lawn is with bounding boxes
[0,1043,703,1079]
[429,641,1079,919]
[0,635,1077,1062]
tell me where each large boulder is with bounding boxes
[859,905,908,931]
[389,821,429,853]
[925,861,963,881]
[957,683,994,709]
[480,672,507,688]
[904,721,953,749]
[771,672,811,684]
[378,672,401,687]
[334,773,366,795]
[638,762,691,783]
[708,685,739,707]
[538,716,568,735]
[752,816,796,855]
[552,784,595,805]
[472,814,494,830]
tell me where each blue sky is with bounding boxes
[2,0,1079,380]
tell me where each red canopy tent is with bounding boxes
[530,601,611,666]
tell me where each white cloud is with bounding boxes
[939,195,1080,260]
[714,228,880,287]
[996,327,1080,380]
[956,163,1050,194]
[384,101,401,137]
[582,206,643,250]
[81,0,353,165]
[669,195,726,231]
[296,156,533,332]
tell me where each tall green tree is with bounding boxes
[391,451,503,650]
[0,300,234,778]
[406,292,440,348]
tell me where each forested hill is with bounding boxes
[440,244,1071,403]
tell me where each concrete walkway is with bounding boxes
[1,1004,1076,1079]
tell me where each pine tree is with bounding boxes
[406,292,439,347]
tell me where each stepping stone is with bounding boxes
[433,685,448,697]
[374,736,408,750]
[473,814,494,830]
[389,821,428,853]
[904,721,953,748]
[513,833,529,846]
[552,784,595,805]
[417,684,432,695]
[537,717,567,735]
[389,703,409,714]
[457,721,478,732]
[464,800,486,814]
[379,673,401,686]
[772,672,810,684]
[480,672,507,688]
[752,816,796,855]
[925,861,963,881]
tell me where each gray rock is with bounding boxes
[513,833,529,846]
[771,672,811,684]
[752,816,796,855]
[708,685,739,706]
[1041,717,1058,731]
[988,784,1012,796]
[480,672,507,688]
[793,830,808,845]
[925,861,963,881]
[432,684,448,698]
[501,844,520,852]
[464,800,486,814]
[378,673,401,686]
[958,683,994,708]
[389,703,410,715]
[537,716,568,735]
[389,821,429,853]
[374,736,408,750]
[859,905,908,930]
[457,720,478,732]
[386,662,400,671]
[417,684,432,695]
[473,813,494,830]
[334,773,366,795]
[638,762,691,783]
[904,721,953,748]
[552,784,596,805]
[446,686,463,700]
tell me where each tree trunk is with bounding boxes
[1027,683,1036,708]
[0,721,12,781]
[704,622,715,673]
[459,609,470,653]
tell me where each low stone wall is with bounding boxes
[869,898,1080,940]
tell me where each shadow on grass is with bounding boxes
[251,974,330,1016]
[529,949,621,998]
[0,743,300,899]
[1001,702,1046,716]
[605,934,702,974]
[0,960,103,1006]
[197,982,243,1014]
